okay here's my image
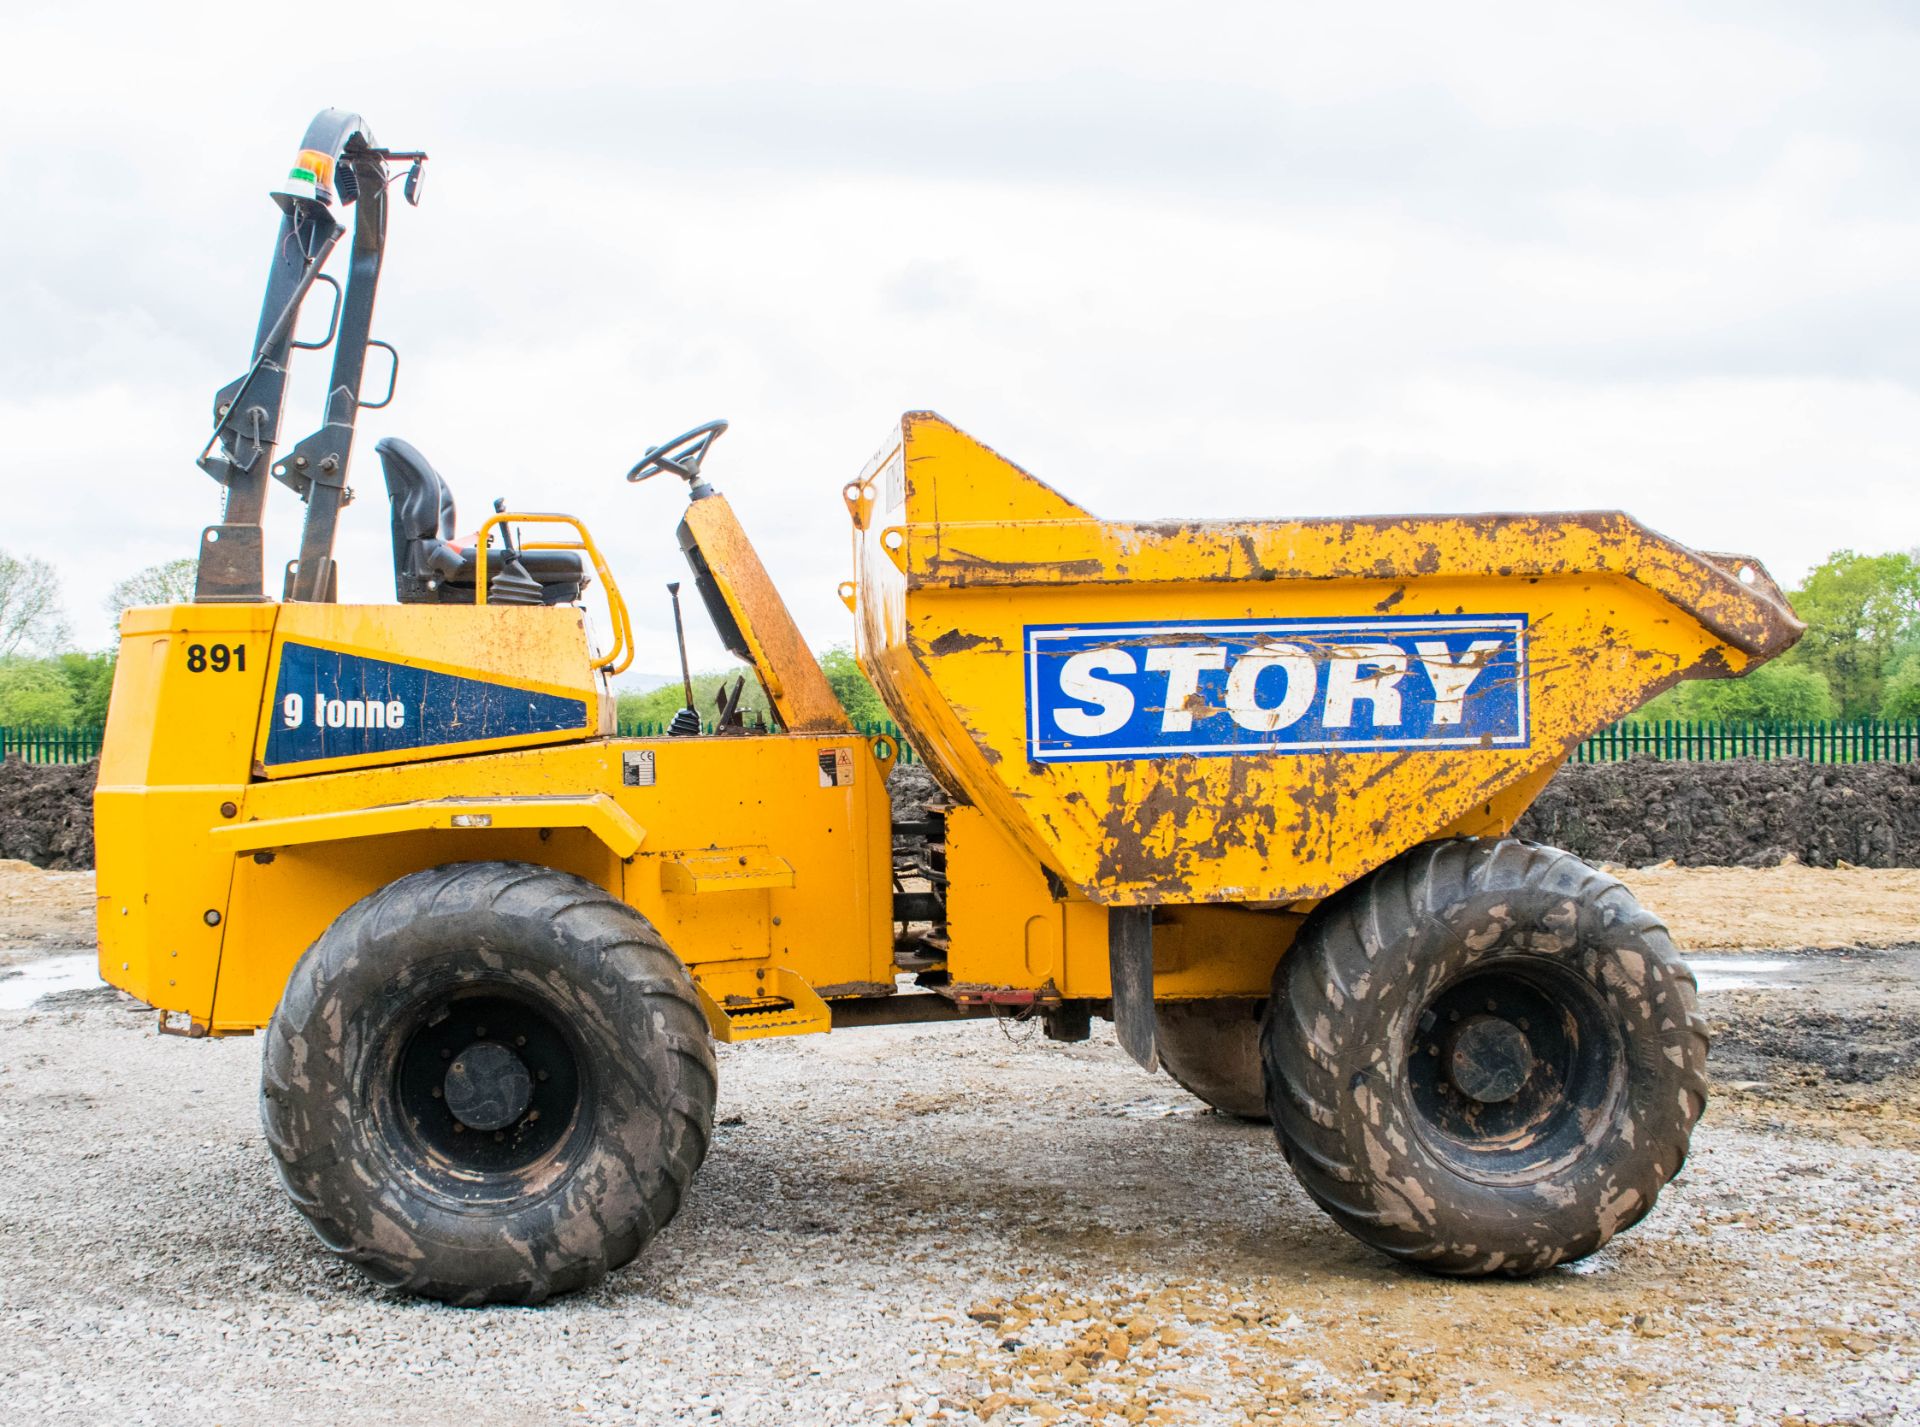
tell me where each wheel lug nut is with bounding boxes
[475,1026,487,1037]
[431,1087,442,1099]
[440,1048,452,1060]
[537,1070,550,1082]
[516,1035,527,1047]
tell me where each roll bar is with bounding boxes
[193,109,426,603]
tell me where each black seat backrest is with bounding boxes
[375,436,588,606]
[376,437,464,603]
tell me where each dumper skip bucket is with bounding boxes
[847,414,1801,907]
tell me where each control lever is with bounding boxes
[482,497,542,606]
[666,582,701,736]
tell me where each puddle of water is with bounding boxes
[1690,956,1797,993]
[0,953,105,1010]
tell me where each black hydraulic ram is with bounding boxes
[194,110,426,603]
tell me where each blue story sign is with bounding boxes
[264,641,589,766]
[1024,615,1529,764]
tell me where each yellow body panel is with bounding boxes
[851,413,1802,908]
[98,726,894,1034]
[942,805,1309,1001]
[95,590,892,1035]
[211,793,646,856]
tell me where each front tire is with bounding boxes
[1263,838,1707,1277]
[261,861,716,1305]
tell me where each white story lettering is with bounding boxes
[281,692,408,731]
[1053,638,1506,738]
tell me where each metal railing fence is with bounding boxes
[7,719,1915,766]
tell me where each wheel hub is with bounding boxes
[1446,1014,1534,1104]
[443,1041,535,1131]
[394,989,583,1178]
[1405,960,1626,1182]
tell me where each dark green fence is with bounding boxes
[618,717,1918,767]
[625,717,1916,764]
[0,726,106,764]
[10,719,1914,768]
[1573,718,1920,763]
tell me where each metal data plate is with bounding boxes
[623,750,657,787]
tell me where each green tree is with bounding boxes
[0,550,72,656]
[1883,649,1920,720]
[57,651,116,724]
[1782,550,1920,718]
[613,650,888,730]
[1638,661,1837,723]
[0,658,80,725]
[105,558,198,631]
[818,645,887,723]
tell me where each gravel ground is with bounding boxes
[2,872,1917,1426]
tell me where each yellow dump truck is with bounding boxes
[95,112,1802,1303]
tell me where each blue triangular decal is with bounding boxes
[264,641,589,766]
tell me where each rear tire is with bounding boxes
[1262,838,1707,1277]
[1158,1000,1270,1121]
[261,861,716,1305]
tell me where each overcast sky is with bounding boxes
[3,2,1915,676]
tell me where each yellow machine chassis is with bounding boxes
[95,413,1800,1047]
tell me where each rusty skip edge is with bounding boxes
[890,512,1803,666]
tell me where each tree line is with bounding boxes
[1637,548,1920,722]
[612,649,884,730]
[2,545,1915,729]
[0,554,196,725]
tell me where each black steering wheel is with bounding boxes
[625,419,729,484]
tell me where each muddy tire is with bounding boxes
[261,861,716,1305]
[1158,1000,1270,1121]
[1262,838,1707,1277]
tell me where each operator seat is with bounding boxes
[375,437,586,605]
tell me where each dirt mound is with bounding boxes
[1515,757,1920,869]
[0,759,95,871]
